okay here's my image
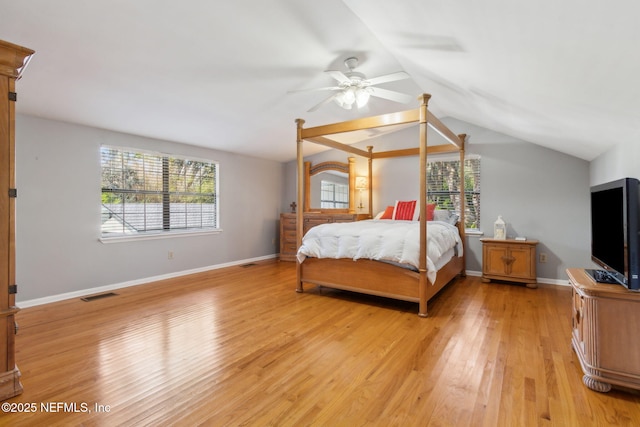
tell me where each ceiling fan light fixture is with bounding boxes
[290,56,409,112]
[334,87,369,110]
[343,87,356,105]
[355,89,370,108]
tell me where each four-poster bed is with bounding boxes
[294,94,467,317]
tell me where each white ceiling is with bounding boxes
[2,0,640,162]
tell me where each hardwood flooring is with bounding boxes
[2,260,639,426]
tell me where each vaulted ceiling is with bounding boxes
[2,1,639,162]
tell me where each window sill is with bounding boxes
[100,228,222,244]
[465,229,484,237]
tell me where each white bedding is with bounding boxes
[296,219,463,284]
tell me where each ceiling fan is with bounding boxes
[290,57,413,112]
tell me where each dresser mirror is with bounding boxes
[304,158,355,213]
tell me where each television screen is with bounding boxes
[591,186,625,275]
[590,177,640,290]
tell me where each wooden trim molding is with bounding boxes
[0,40,34,79]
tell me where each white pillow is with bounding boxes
[433,209,450,222]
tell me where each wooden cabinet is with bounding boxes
[480,238,538,288]
[567,268,640,393]
[279,213,359,262]
[0,40,34,401]
[279,214,298,262]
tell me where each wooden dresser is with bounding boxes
[279,212,360,261]
[0,40,34,401]
[480,238,539,288]
[567,268,640,393]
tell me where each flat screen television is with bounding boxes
[589,177,640,290]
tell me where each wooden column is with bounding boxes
[457,133,467,275]
[418,93,431,317]
[0,39,34,401]
[348,157,356,214]
[295,119,305,292]
[367,146,373,218]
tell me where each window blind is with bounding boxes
[427,155,480,229]
[100,146,219,237]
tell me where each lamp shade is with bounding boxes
[355,176,368,191]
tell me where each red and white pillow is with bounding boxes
[375,201,437,221]
[392,200,419,220]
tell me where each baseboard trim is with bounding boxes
[17,254,278,308]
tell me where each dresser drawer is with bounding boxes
[281,216,296,228]
[282,242,297,253]
[332,215,358,223]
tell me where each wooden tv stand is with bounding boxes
[567,268,640,392]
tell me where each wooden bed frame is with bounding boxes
[295,94,467,317]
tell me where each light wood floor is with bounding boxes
[3,260,639,426]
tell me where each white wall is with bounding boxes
[15,115,284,302]
[590,138,640,185]
[285,117,592,281]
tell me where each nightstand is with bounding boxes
[480,238,539,288]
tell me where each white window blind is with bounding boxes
[427,155,481,230]
[100,146,219,238]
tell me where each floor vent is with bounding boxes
[81,292,118,302]
[240,263,257,268]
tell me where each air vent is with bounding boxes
[240,263,257,268]
[81,292,118,302]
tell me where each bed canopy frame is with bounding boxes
[295,94,467,316]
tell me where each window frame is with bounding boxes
[99,145,221,243]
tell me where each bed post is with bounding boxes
[348,157,356,214]
[303,161,311,212]
[367,146,373,218]
[418,94,431,317]
[295,118,305,292]
[458,133,467,277]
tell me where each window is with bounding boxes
[100,146,219,239]
[427,155,481,230]
[320,180,349,209]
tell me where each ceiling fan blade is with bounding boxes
[308,93,338,112]
[369,87,414,104]
[325,70,351,85]
[287,86,341,94]
[366,71,410,86]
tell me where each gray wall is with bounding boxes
[285,117,592,281]
[15,115,284,302]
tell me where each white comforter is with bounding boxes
[296,219,463,283]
